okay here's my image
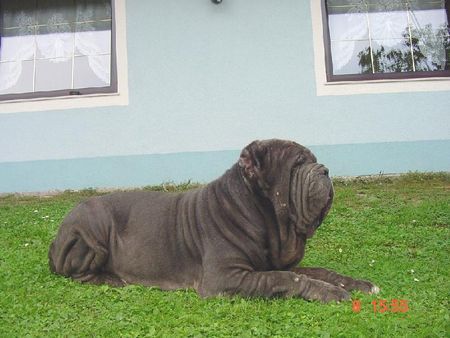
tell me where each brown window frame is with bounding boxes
[0,0,118,102]
[321,0,450,82]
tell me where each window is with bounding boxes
[0,0,117,101]
[322,0,450,81]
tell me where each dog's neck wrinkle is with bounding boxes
[212,163,265,209]
[266,164,309,270]
[291,166,310,233]
[203,164,272,269]
[213,164,306,271]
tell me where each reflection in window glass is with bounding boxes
[325,0,450,78]
[0,0,113,97]
[331,40,371,74]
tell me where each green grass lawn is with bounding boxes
[0,173,449,337]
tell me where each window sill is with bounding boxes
[316,76,450,96]
[310,0,450,96]
[0,91,128,114]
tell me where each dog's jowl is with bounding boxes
[49,139,379,302]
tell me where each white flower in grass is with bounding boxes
[338,248,343,253]
[414,278,419,282]
[410,269,415,274]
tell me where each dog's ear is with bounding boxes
[238,140,267,179]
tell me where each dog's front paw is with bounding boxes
[304,279,350,303]
[322,284,351,303]
[341,279,380,294]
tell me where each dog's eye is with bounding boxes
[294,155,306,166]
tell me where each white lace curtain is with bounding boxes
[0,0,111,93]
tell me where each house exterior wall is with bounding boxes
[0,0,449,193]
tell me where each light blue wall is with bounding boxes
[0,140,449,193]
[0,1,449,192]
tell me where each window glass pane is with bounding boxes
[409,1,449,72]
[410,3,448,31]
[36,25,75,60]
[326,0,364,12]
[368,4,409,40]
[331,40,372,75]
[35,57,72,91]
[1,1,36,29]
[370,39,414,73]
[0,27,36,62]
[37,0,76,26]
[73,54,110,88]
[415,36,449,71]
[0,23,36,94]
[75,21,111,56]
[0,60,34,94]
[76,0,112,21]
[328,12,369,41]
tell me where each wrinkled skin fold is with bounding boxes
[49,139,379,302]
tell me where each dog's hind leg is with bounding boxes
[49,214,124,287]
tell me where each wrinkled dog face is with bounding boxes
[290,163,333,238]
[239,140,333,239]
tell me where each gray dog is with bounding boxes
[49,139,379,302]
